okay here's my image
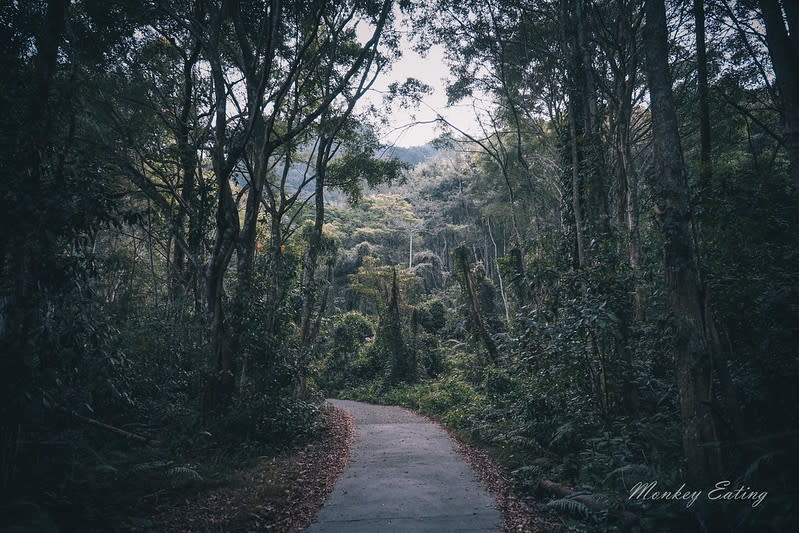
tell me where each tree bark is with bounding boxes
[562,0,587,268]
[295,158,326,398]
[454,245,498,360]
[607,0,643,415]
[643,0,723,484]
[694,0,712,186]
[486,216,510,322]
[1,0,70,492]
[204,173,239,418]
[299,135,330,348]
[574,0,610,238]
[235,123,272,314]
[569,109,587,269]
[202,7,245,418]
[169,32,203,313]
[759,0,799,190]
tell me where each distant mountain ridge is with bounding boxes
[384,143,439,167]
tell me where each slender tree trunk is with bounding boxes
[204,175,239,419]
[296,162,328,398]
[309,264,333,346]
[621,123,645,414]
[203,11,242,418]
[644,0,723,484]
[608,1,643,414]
[568,98,587,268]
[147,202,159,307]
[231,125,271,390]
[759,0,799,189]
[236,139,268,305]
[625,148,644,320]
[454,245,498,360]
[264,209,285,337]
[1,0,69,492]
[616,100,645,320]
[170,44,201,311]
[561,0,587,268]
[486,216,510,322]
[574,0,610,237]
[299,135,329,347]
[694,0,712,187]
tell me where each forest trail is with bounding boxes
[304,399,503,532]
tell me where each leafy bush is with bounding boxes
[418,298,447,333]
[317,311,376,391]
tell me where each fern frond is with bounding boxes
[545,497,590,517]
[94,464,118,475]
[131,460,172,473]
[549,422,575,447]
[603,463,650,483]
[167,466,202,481]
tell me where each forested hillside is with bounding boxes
[1,0,797,531]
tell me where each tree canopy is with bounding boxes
[1,0,797,531]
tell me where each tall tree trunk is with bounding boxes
[574,0,610,239]
[203,175,239,420]
[170,39,202,312]
[759,0,799,190]
[264,209,285,337]
[620,113,643,411]
[203,10,243,419]
[562,0,613,266]
[454,245,498,360]
[561,0,586,268]
[233,122,272,383]
[694,0,712,187]
[295,157,326,397]
[568,106,587,269]
[487,216,510,322]
[1,0,70,492]
[643,0,723,484]
[606,0,643,414]
[299,136,329,348]
[236,126,270,310]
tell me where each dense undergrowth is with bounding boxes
[316,212,798,532]
[339,366,794,532]
[3,2,799,532]
[2,297,326,532]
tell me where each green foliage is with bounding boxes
[4,0,799,531]
[333,312,375,352]
[545,497,590,518]
[327,145,408,205]
[317,311,375,391]
[379,269,418,385]
[418,298,447,333]
[415,377,481,429]
[327,194,421,266]
[347,255,423,314]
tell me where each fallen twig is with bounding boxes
[56,406,161,446]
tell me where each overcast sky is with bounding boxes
[357,21,482,148]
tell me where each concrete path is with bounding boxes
[304,399,502,532]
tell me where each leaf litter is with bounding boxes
[129,405,354,532]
